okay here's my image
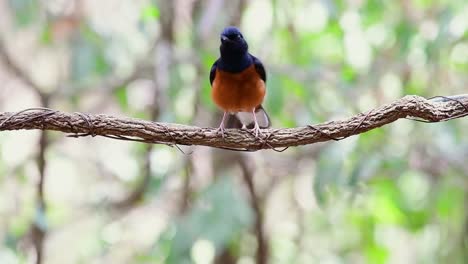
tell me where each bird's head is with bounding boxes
[219,26,248,57]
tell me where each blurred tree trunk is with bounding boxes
[116,0,174,208]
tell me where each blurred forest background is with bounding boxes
[0,0,467,263]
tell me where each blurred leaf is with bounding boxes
[436,179,464,220]
[163,176,253,263]
[114,86,129,110]
[404,210,430,231]
[10,208,33,238]
[405,75,426,95]
[362,0,385,26]
[70,25,111,85]
[341,64,357,83]
[365,243,388,264]
[369,176,431,231]
[414,0,433,8]
[201,52,217,110]
[4,232,20,251]
[145,175,166,197]
[8,0,39,26]
[314,141,357,205]
[349,155,381,187]
[146,224,176,263]
[141,4,160,22]
[395,22,416,55]
[357,128,386,151]
[265,74,284,117]
[397,171,430,211]
[39,24,53,45]
[314,154,344,206]
[313,22,344,62]
[369,178,406,224]
[281,76,305,99]
[315,36,345,63]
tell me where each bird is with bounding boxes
[209,26,270,138]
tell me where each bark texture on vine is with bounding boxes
[0,95,467,151]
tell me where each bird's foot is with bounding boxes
[216,112,227,139]
[251,123,263,138]
[216,125,225,139]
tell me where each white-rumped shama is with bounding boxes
[210,26,270,138]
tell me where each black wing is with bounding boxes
[250,54,266,82]
[209,59,219,85]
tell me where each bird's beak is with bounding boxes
[221,35,229,43]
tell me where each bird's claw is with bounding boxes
[216,126,225,139]
[252,124,263,138]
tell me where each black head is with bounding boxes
[220,26,248,57]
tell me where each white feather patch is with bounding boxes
[235,109,270,128]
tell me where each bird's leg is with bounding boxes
[251,108,262,137]
[217,111,228,138]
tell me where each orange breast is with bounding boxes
[212,65,266,112]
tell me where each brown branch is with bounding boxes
[30,98,51,264]
[1,40,52,264]
[114,1,174,208]
[238,155,268,264]
[0,41,47,97]
[0,95,467,151]
[31,129,47,264]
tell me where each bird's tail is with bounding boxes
[225,105,271,129]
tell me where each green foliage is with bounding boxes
[156,177,253,263]
[201,51,218,110]
[8,0,39,26]
[141,4,160,22]
[264,74,284,117]
[70,25,111,86]
[435,178,465,221]
[39,23,53,45]
[114,86,129,111]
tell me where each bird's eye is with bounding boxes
[237,34,242,39]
